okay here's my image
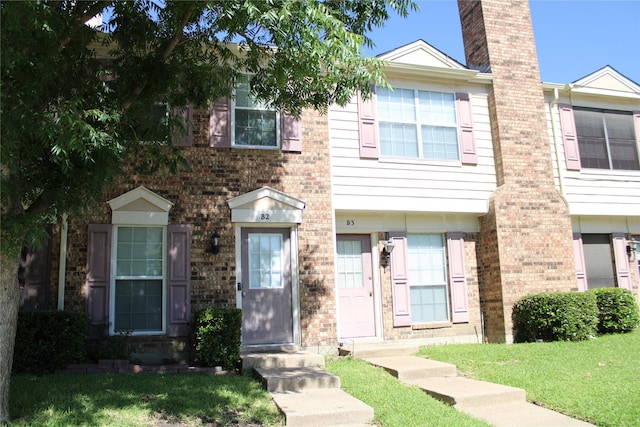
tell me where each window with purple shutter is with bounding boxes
[573,233,588,292]
[612,233,632,290]
[167,225,192,337]
[390,234,411,327]
[446,232,470,323]
[209,98,231,147]
[172,105,193,147]
[86,224,112,326]
[281,113,302,152]
[357,88,379,159]
[558,104,582,171]
[455,93,478,165]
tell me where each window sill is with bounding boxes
[412,321,452,330]
[378,157,463,168]
[231,144,280,151]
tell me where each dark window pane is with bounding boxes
[574,108,639,170]
[582,234,615,289]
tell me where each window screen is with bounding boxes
[574,108,639,170]
[582,234,615,289]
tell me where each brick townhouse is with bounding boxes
[19,0,639,361]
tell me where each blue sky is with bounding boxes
[364,0,640,85]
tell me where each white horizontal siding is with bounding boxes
[329,91,496,215]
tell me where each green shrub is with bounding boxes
[512,292,598,343]
[588,288,640,334]
[193,307,242,370]
[14,311,90,374]
[85,323,133,361]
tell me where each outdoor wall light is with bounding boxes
[380,237,396,269]
[207,230,221,254]
[627,238,640,257]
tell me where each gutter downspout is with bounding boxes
[549,88,566,196]
[57,214,68,310]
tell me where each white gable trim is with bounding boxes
[378,40,466,70]
[108,186,173,225]
[227,186,306,224]
[571,66,640,97]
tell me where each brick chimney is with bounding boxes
[458,0,578,342]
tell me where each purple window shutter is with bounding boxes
[209,98,231,147]
[390,234,411,327]
[281,113,302,152]
[86,224,112,326]
[357,88,379,159]
[573,233,588,292]
[455,93,478,165]
[167,224,192,337]
[612,233,632,290]
[634,112,640,147]
[172,105,193,147]
[558,104,582,171]
[446,232,470,323]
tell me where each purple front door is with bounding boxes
[337,235,375,338]
[241,228,293,345]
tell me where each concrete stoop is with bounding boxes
[361,355,593,427]
[243,351,374,426]
[256,366,341,392]
[365,355,457,380]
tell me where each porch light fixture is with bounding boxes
[627,238,640,257]
[207,230,221,254]
[380,237,396,269]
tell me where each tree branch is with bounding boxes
[121,3,197,111]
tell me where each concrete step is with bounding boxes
[271,389,374,427]
[364,355,457,380]
[241,351,325,371]
[256,366,341,392]
[407,376,526,408]
[339,341,420,359]
[459,401,594,427]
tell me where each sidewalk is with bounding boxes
[362,354,593,427]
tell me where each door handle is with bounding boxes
[369,291,373,297]
[237,282,242,291]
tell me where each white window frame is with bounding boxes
[231,75,280,150]
[377,87,460,162]
[110,225,167,336]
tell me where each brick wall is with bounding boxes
[53,105,337,351]
[458,0,578,342]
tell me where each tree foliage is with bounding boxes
[1,0,416,255]
[0,1,416,423]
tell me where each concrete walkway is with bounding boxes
[243,346,594,427]
[243,351,375,426]
[362,354,593,427]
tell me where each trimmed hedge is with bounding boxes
[14,311,90,374]
[588,288,640,334]
[192,307,242,370]
[512,292,598,343]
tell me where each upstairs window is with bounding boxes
[574,108,639,171]
[233,76,279,148]
[377,88,459,161]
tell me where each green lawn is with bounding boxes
[419,330,640,427]
[325,358,490,427]
[9,373,284,426]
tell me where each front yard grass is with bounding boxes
[9,373,283,426]
[419,330,640,427]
